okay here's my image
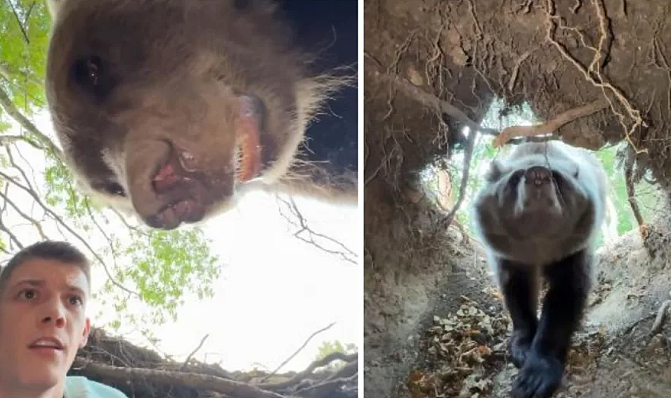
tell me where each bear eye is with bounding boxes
[92,181,126,197]
[103,182,126,197]
[508,170,524,187]
[72,55,114,98]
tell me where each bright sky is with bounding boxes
[0,109,360,373]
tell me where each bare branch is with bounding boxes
[23,1,36,24]
[0,134,42,149]
[0,189,47,240]
[0,170,138,297]
[0,185,24,250]
[276,196,356,265]
[111,208,143,233]
[4,0,30,43]
[261,322,336,382]
[0,85,63,160]
[180,334,210,371]
[5,149,136,296]
[11,145,42,197]
[82,199,128,280]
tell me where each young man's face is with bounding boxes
[0,259,91,392]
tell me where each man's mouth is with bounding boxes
[28,337,64,353]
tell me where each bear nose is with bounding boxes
[525,166,552,186]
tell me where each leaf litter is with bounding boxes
[405,293,608,398]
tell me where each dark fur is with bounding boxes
[471,141,607,398]
[45,0,357,229]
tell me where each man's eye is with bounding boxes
[18,289,37,300]
[69,295,84,306]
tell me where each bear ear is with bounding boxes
[485,160,504,182]
[46,0,66,21]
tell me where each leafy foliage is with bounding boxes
[314,340,357,371]
[0,0,50,112]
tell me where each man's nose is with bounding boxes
[40,300,66,328]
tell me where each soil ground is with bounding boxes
[363,1,671,397]
[364,214,671,398]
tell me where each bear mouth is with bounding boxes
[147,145,216,230]
[138,94,274,230]
[145,119,264,230]
[234,99,264,183]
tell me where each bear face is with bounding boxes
[471,141,607,265]
[45,0,337,229]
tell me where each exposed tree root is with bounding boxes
[367,65,612,155]
[649,299,671,336]
[624,145,648,237]
[72,328,357,398]
[435,128,477,233]
[492,99,609,147]
[74,353,357,398]
[365,66,498,137]
[544,0,648,154]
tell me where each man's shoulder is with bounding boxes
[64,376,129,398]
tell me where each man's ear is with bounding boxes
[79,317,91,348]
[46,0,65,21]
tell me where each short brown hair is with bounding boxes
[0,241,91,295]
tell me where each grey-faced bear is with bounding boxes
[471,140,608,398]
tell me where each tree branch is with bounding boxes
[7,149,136,296]
[0,85,63,160]
[0,170,138,297]
[261,322,336,382]
[180,334,209,371]
[259,352,357,390]
[73,358,288,398]
[0,188,47,240]
[0,134,42,149]
[294,373,357,398]
[10,145,42,196]
[5,0,30,43]
[0,184,24,250]
[276,196,357,265]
